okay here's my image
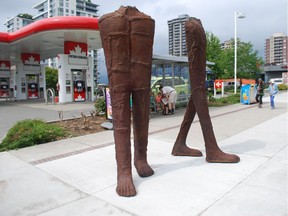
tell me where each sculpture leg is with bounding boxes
[173,17,239,163]
[99,10,136,197]
[192,88,240,163]
[99,6,155,196]
[132,89,154,177]
[172,97,203,156]
[112,90,136,196]
[129,15,155,177]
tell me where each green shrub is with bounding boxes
[207,92,216,102]
[278,84,288,91]
[0,119,67,151]
[94,97,106,114]
[218,97,229,104]
[225,93,241,104]
[208,93,240,107]
[175,101,188,109]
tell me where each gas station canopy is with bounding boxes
[0,17,215,66]
[0,16,102,65]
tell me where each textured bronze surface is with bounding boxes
[172,18,240,163]
[99,6,155,197]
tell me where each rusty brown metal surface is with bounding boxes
[172,18,240,163]
[99,6,155,197]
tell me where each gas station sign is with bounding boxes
[65,41,88,65]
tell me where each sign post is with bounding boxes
[214,79,223,98]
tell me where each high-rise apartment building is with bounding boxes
[265,33,288,65]
[33,0,98,20]
[168,14,190,57]
[4,0,99,30]
[221,40,233,50]
[4,16,34,33]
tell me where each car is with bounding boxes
[151,76,189,95]
[270,78,283,84]
[223,81,240,87]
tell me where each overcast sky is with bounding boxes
[0,0,287,59]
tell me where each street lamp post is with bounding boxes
[234,12,245,94]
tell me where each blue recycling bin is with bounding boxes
[240,84,257,104]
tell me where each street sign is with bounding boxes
[214,80,223,89]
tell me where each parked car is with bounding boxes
[151,76,189,95]
[223,81,240,87]
[270,78,283,84]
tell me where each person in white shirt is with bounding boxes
[268,80,278,109]
[159,85,177,114]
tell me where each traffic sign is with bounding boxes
[214,80,223,89]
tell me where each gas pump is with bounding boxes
[73,80,86,101]
[27,82,39,99]
[0,81,9,98]
[26,75,39,99]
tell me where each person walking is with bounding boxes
[268,80,278,109]
[255,78,264,108]
[159,85,177,114]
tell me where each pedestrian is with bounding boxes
[159,85,177,114]
[268,80,278,109]
[155,91,163,112]
[255,78,264,108]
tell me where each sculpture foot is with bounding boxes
[116,175,137,197]
[172,145,203,157]
[135,161,154,177]
[206,149,240,163]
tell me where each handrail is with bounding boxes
[46,88,55,105]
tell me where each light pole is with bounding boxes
[234,12,245,94]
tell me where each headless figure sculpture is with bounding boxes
[172,18,240,163]
[99,6,155,197]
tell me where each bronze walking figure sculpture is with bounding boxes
[99,6,155,197]
[171,17,240,163]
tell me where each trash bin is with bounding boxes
[240,84,256,104]
[54,96,59,103]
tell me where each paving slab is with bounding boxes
[201,147,287,216]
[0,153,87,216]
[37,196,133,216]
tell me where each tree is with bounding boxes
[214,38,263,79]
[45,67,58,92]
[206,32,222,77]
[237,41,264,79]
[218,47,235,78]
[17,13,33,20]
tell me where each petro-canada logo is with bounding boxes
[21,53,40,66]
[0,61,10,71]
[65,41,88,65]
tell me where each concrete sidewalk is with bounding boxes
[0,92,287,216]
